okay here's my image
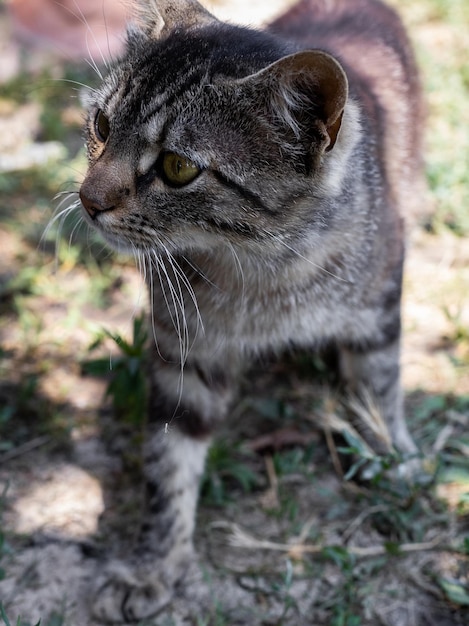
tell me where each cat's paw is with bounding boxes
[92,560,174,623]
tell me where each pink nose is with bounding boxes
[79,188,111,219]
[79,160,133,219]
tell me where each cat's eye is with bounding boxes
[162,152,200,187]
[95,109,110,142]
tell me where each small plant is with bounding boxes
[0,603,40,626]
[437,577,469,607]
[0,484,12,584]
[201,439,259,506]
[270,559,300,621]
[321,547,363,626]
[82,314,148,426]
[334,427,445,545]
[272,445,316,479]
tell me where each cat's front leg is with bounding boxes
[93,428,209,622]
[92,358,234,623]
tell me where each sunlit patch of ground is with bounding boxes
[0,1,468,625]
[403,230,469,395]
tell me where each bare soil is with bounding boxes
[0,2,468,625]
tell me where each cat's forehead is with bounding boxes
[97,24,284,114]
[94,37,208,127]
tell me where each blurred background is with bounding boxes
[0,1,468,625]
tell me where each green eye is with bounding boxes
[162,152,200,186]
[95,109,110,142]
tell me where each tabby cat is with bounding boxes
[78,0,423,620]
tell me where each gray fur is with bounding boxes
[78,0,423,620]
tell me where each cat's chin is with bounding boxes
[99,232,137,256]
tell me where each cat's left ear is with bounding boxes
[130,0,216,39]
[240,50,348,153]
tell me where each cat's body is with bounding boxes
[78,0,424,620]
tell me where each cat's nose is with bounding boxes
[79,188,111,219]
[80,164,132,219]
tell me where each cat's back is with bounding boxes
[269,0,419,101]
[269,0,424,214]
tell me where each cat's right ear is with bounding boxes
[129,0,216,39]
[238,50,349,154]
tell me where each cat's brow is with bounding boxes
[140,93,170,127]
[139,66,206,126]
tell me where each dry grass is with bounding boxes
[0,1,468,624]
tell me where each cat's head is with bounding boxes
[79,0,349,258]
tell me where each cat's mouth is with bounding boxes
[78,193,131,253]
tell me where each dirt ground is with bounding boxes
[0,1,468,625]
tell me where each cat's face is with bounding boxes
[79,4,348,259]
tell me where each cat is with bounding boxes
[78,0,424,621]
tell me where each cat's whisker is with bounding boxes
[160,256,192,387]
[271,235,350,283]
[160,248,193,343]
[165,291,188,416]
[150,234,206,341]
[84,57,103,81]
[158,242,205,341]
[42,193,81,268]
[165,252,204,365]
[132,246,144,310]
[226,241,246,295]
[165,260,191,367]
[163,254,193,345]
[128,243,148,316]
[49,195,80,223]
[67,212,86,248]
[149,249,188,419]
[150,249,189,365]
[54,190,80,199]
[141,248,165,363]
[180,255,219,291]
[62,0,107,76]
[54,77,99,94]
[100,1,114,65]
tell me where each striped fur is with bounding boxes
[79,0,424,620]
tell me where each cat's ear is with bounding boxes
[130,0,215,39]
[240,50,348,153]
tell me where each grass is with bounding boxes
[0,604,38,626]
[390,0,469,234]
[82,314,149,426]
[0,603,67,626]
[0,0,468,624]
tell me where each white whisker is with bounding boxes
[67,213,85,247]
[53,77,99,94]
[84,58,104,80]
[271,234,349,283]
[58,0,107,76]
[100,0,115,65]
[148,248,188,421]
[158,242,205,341]
[42,191,82,267]
[142,248,164,362]
[150,250,184,356]
[226,241,246,294]
[181,255,219,290]
[154,250,189,362]
[133,244,147,305]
